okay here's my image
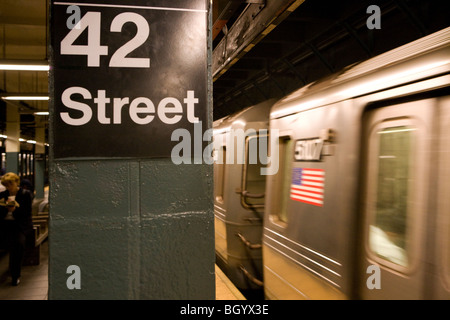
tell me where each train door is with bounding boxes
[214,132,228,264]
[359,98,434,299]
[433,94,450,299]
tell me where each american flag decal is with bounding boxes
[290,168,325,207]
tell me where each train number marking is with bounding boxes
[294,139,323,161]
[61,11,150,68]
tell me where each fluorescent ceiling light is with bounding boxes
[2,96,49,101]
[0,64,49,71]
[34,111,50,115]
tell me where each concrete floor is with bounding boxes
[0,240,48,300]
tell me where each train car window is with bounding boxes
[270,136,293,225]
[1,152,5,169]
[30,154,34,176]
[439,95,450,292]
[26,154,30,176]
[242,135,267,207]
[369,125,416,268]
[19,153,22,177]
[214,146,226,203]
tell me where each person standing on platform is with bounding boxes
[20,179,35,200]
[0,172,33,286]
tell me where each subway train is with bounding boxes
[213,26,450,299]
[213,99,275,294]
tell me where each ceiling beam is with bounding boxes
[212,0,306,81]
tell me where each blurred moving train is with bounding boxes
[213,26,450,299]
[213,99,274,295]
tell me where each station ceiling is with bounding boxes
[212,0,450,120]
[0,0,449,140]
[0,0,48,140]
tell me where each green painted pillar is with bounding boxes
[34,118,46,199]
[49,159,214,299]
[49,1,214,299]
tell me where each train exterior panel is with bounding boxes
[263,27,450,299]
[214,99,276,291]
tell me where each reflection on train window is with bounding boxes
[270,136,293,224]
[242,135,267,207]
[369,125,416,268]
[214,146,226,203]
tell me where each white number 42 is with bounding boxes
[61,12,150,68]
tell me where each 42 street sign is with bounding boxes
[51,1,209,159]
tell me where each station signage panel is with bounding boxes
[51,0,208,158]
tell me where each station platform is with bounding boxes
[215,264,246,300]
[0,239,243,300]
[0,239,49,300]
